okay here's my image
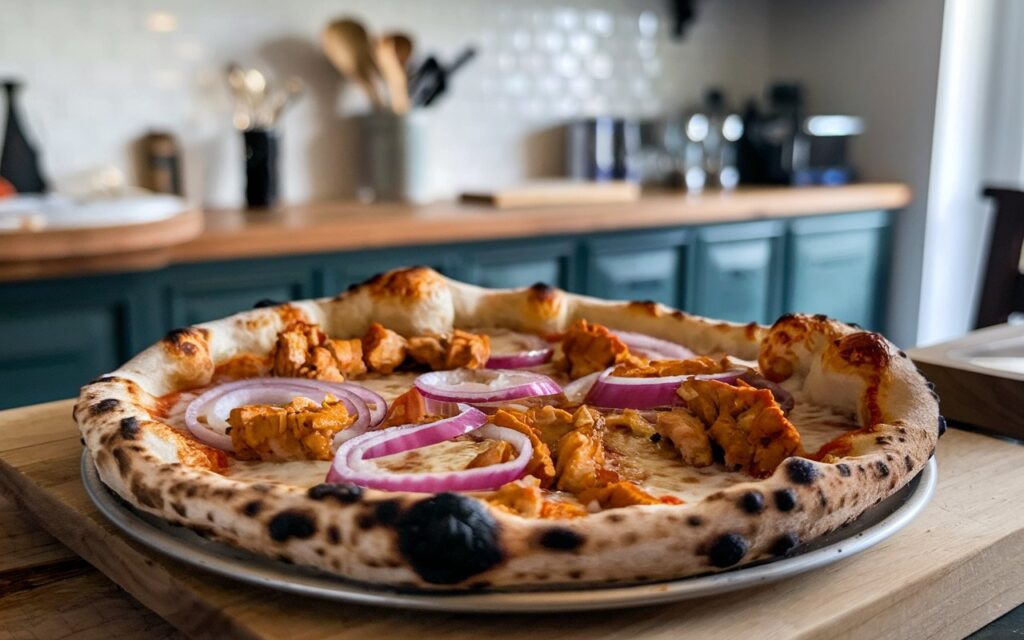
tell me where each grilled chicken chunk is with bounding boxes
[655,408,714,467]
[561,319,641,378]
[676,379,801,477]
[487,480,587,519]
[407,330,491,370]
[489,409,556,487]
[271,322,365,380]
[228,395,353,462]
[361,322,408,374]
[611,355,733,378]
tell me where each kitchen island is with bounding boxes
[0,184,909,408]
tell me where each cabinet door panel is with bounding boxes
[588,249,679,304]
[461,241,575,291]
[161,263,314,328]
[690,222,783,324]
[786,214,888,329]
[0,306,122,408]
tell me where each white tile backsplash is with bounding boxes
[0,0,770,207]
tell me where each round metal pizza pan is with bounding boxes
[83,452,936,613]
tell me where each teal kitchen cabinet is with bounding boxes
[459,240,577,291]
[156,260,318,329]
[583,230,688,306]
[0,276,143,408]
[688,221,785,324]
[0,210,896,409]
[321,247,456,294]
[784,211,890,330]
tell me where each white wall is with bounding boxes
[918,0,1024,345]
[0,0,772,206]
[767,0,947,348]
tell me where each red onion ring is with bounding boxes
[484,333,553,369]
[613,330,696,361]
[584,367,745,410]
[184,378,384,452]
[563,370,601,405]
[326,405,532,492]
[414,369,562,405]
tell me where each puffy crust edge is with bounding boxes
[76,268,939,589]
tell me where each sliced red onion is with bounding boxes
[738,371,795,414]
[414,369,562,405]
[563,370,601,405]
[326,405,532,492]
[584,367,745,410]
[484,332,553,369]
[614,330,696,361]
[184,378,382,452]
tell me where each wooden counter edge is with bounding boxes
[0,184,911,283]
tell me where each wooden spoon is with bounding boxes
[375,33,414,114]
[322,18,382,109]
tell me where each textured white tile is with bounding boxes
[0,0,771,204]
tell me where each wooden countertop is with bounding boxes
[0,183,911,283]
[0,399,1021,639]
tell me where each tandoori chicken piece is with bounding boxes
[379,388,437,428]
[489,409,556,487]
[361,322,408,374]
[228,395,354,462]
[272,322,346,381]
[611,355,733,378]
[326,338,367,376]
[560,319,641,378]
[487,480,587,519]
[466,440,517,468]
[655,408,714,467]
[407,330,491,370]
[676,379,802,477]
[604,409,656,438]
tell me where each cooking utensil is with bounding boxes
[374,33,412,114]
[409,47,477,108]
[322,18,383,108]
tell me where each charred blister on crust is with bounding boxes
[252,298,283,309]
[771,532,800,556]
[875,461,890,478]
[308,483,364,504]
[112,448,132,477]
[163,327,210,357]
[739,491,765,514]
[242,500,263,517]
[268,510,318,542]
[628,300,660,316]
[937,415,947,437]
[834,332,891,369]
[708,533,748,568]
[119,417,140,440]
[687,515,704,527]
[835,463,852,477]
[538,527,585,551]
[785,458,819,485]
[130,474,164,510]
[773,488,797,512]
[374,500,402,525]
[90,398,120,416]
[397,493,504,585]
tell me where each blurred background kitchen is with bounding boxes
[1,0,1023,409]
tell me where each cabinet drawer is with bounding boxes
[159,262,315,328]
[785,212,889,329]
[584,230,688,306]
[689,222,784,324]
[460,241,576,290]
[0,305,123,408]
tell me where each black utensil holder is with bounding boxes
[243,129,278,209]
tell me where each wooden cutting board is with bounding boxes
[908,323,1024,440]
[1,400,1023,640]
[460,180,640,208]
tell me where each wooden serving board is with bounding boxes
[1,400,1023,640]
[908,324,1024,440]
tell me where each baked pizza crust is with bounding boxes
[75,267,941,589]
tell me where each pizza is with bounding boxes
[75,266,942,589]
